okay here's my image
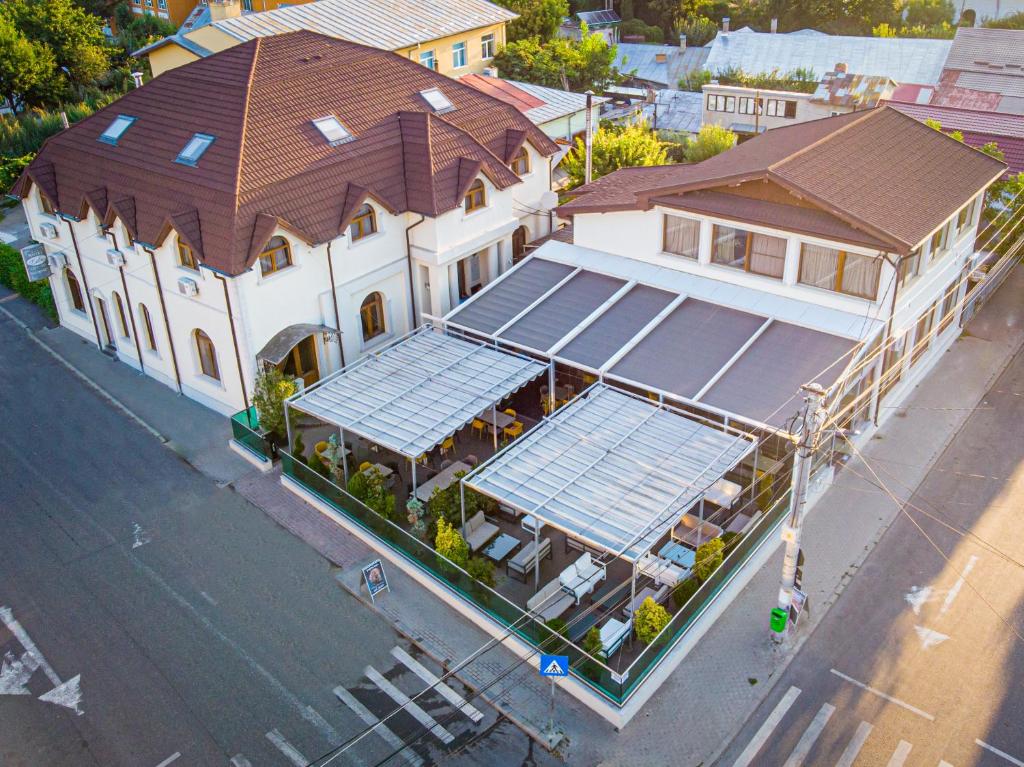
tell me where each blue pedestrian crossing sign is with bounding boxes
[539,655,569,677]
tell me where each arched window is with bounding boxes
[349,203,377,241]
[177,237,197,270]
[360,292,386,342]
[259,236,292,276]
[139,303,157,351]
[464,179,486,213]
[113,291,130,337]
[194,329,220,380]
[511,146,529,176]
[65,268,85,312]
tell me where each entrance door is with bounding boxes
[280,335,319,387]
[95,296,115,349]
[457,252,483,300]
[512,225,528,264]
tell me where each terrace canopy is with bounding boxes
[287,328,546,459]
[464,385,758,562]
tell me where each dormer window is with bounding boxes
[511,146,529,176]
[420,88,454,114]
[464,179,486,213]
[99,115,137,145]
[40,194,57,216]
[349,203,377,241]
[176,133,215,166]
[312,115,353,146]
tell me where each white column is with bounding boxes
[447,262,460,311]
[426,264,445,317]
[782,237,801,285]
[486,242,500,283]
[697,220,713,265]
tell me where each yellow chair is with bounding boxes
[541,399,551,416]
[472,419,487,439]
[503,407,516,418]
[415,453,429,466]
[647,391,659,403]
[314,440,329,455]
[359,461,372,472]
[582,373,597,386]
[503,421,524,443]
[440,436,456,456]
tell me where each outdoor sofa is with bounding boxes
[526,577,575,622]
[559,553,606,604]
[462,511,499,552]
[507,537,552,581]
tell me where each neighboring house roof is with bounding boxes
[643,90,703,134]
[886,100,1024,175]
[134,4,213,57]
[460,74,608,127]
[208,0,515,50]
[943,27,1024,75]
[811,71,896,108]
[704,30,952,85]
[17,32,556,276]
[616,42,710,88]
[566,9,620,28]
[557,107,1006,254]
[933,28,1024,111]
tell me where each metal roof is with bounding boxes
[459,75,609,128]
[704,30,952,86]
[210,0,517,51]
[644,90,704,134]
[445,242,877,431]
[288,328,546,458]
[616,43,709,87]
[465,385,757,561]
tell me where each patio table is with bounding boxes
[477,409,514,433]
[671,516,724,549]
[658,541,696,571]
[705,477,743,508]
[414,460,471,503]
[361,463,393,478]
[482,532,520,563]
[520,514,545,535]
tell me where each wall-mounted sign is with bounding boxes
[20,244,51,283]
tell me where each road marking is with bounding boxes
[334,685,424,767]
[976,739,1024,766]
[0,231,17,244]
[390,646,484,723]
[783,702,834,767]
[0,607,62,686]
[914,625,950,650]
[905,585,934,615]
[731,685,802,767]
[199,591,217,606]
[265,730,307,767]
[830,669,935,721]
[364,665,454,745]
[941,556,979,615]
[0,651,40,695]
[229,757,252,767]
[887,740,912,766]
[132,522,151,549]
[835,720,873,767]
[154,753,181,767]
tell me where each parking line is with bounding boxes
[265,729,307,767]
[976,739,1024,766]
[731,685,802,767]
[887,740,913,766]
[835,720,874,767]
[154,754,181,767]
[365,665,454,745]
[783,702,835,767]
[830,669,935,721]
[390,646,484,723]
[334,685,424,767]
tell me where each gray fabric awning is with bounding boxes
[257,324,337,365]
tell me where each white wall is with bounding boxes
[701,84,839,133]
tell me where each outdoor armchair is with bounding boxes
[559,553,606,605]
[462,511,499,552]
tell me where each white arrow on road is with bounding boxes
[914,625,950,650]
[0,651,40,695]
[0,606,83,714]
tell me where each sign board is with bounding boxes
[790,588,808,626]
[539,655,569,677]
[20,244,51,283]
[361,559,389,602]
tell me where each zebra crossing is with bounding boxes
[730,685,1024,767]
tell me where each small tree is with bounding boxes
[678,67,711,92]
[252,366,295,442]
[634,596,671,644]
[497,0,568,42]
[347,469,369,501]
[435,518,469,569]
[466,555,495,587]
[683,124,737,163]
[362,466,395,521]
[693,537,725,582]
[562,120,669,189]
[581,625,604,676]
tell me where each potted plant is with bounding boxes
[252,366,296,455]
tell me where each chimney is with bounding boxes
[835,62,848,74]
[770,17,778,33]
[722,16,730,32]
[131,71,144,88]
[655,52,667,63]
[208,0,241,21]
[679,33,687,51]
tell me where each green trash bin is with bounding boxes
[769,607,788,634]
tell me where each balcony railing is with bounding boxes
[230,407,272,462]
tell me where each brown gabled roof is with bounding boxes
[558,107,1006,253]
[15,31,557,275]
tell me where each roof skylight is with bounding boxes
[312,115,353,146]
[175,133,215,166]
[420,88,455,114]
[98,115,137,145]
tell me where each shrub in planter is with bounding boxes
[466,555,495,588]
[541,618,569,652]
[253,367,295,444]
[672,576,700,610]
[347,470,370,501]
[634,596,671,645]
[291,431,307,464]
[693,537,725,582]
[581,626,604,678]
[362,467,395,521]
[721,530,742,556]
[435,518,469,569]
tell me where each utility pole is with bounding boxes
[584,90,594,185]
[772,382,827,643]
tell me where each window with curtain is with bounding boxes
[663,215,700,259]
[937,282,958,334]
[896,247,921,287]
[911,302,937,365]
[349,204,377,241]
[259,236,292,275]
[711,225,748,269]
[464,179,486,212]
[711,225,785,279]
[194,329,220,380]
[799,244,880,299]
[139,303,157,351]
[511,146,529,176]
[360,292,386,341]
[748,233,786,278]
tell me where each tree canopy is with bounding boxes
[561,120,670,189]
[492,24,621,92]
[497,0,568,42]
[683,124,737,163]
[0,16,57,114]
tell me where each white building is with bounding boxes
[15,31,558,416]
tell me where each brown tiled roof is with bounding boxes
[558,107,1006,253]
[15,31,557,275]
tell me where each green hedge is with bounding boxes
[0,242,57,320]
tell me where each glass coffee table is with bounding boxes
[483,533,520,562]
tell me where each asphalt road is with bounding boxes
[718,341,1024,766]
[0,305,551,766]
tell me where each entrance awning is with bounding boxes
[464,385,757,561]
[257,323,338,365]
[288,328,547,459]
